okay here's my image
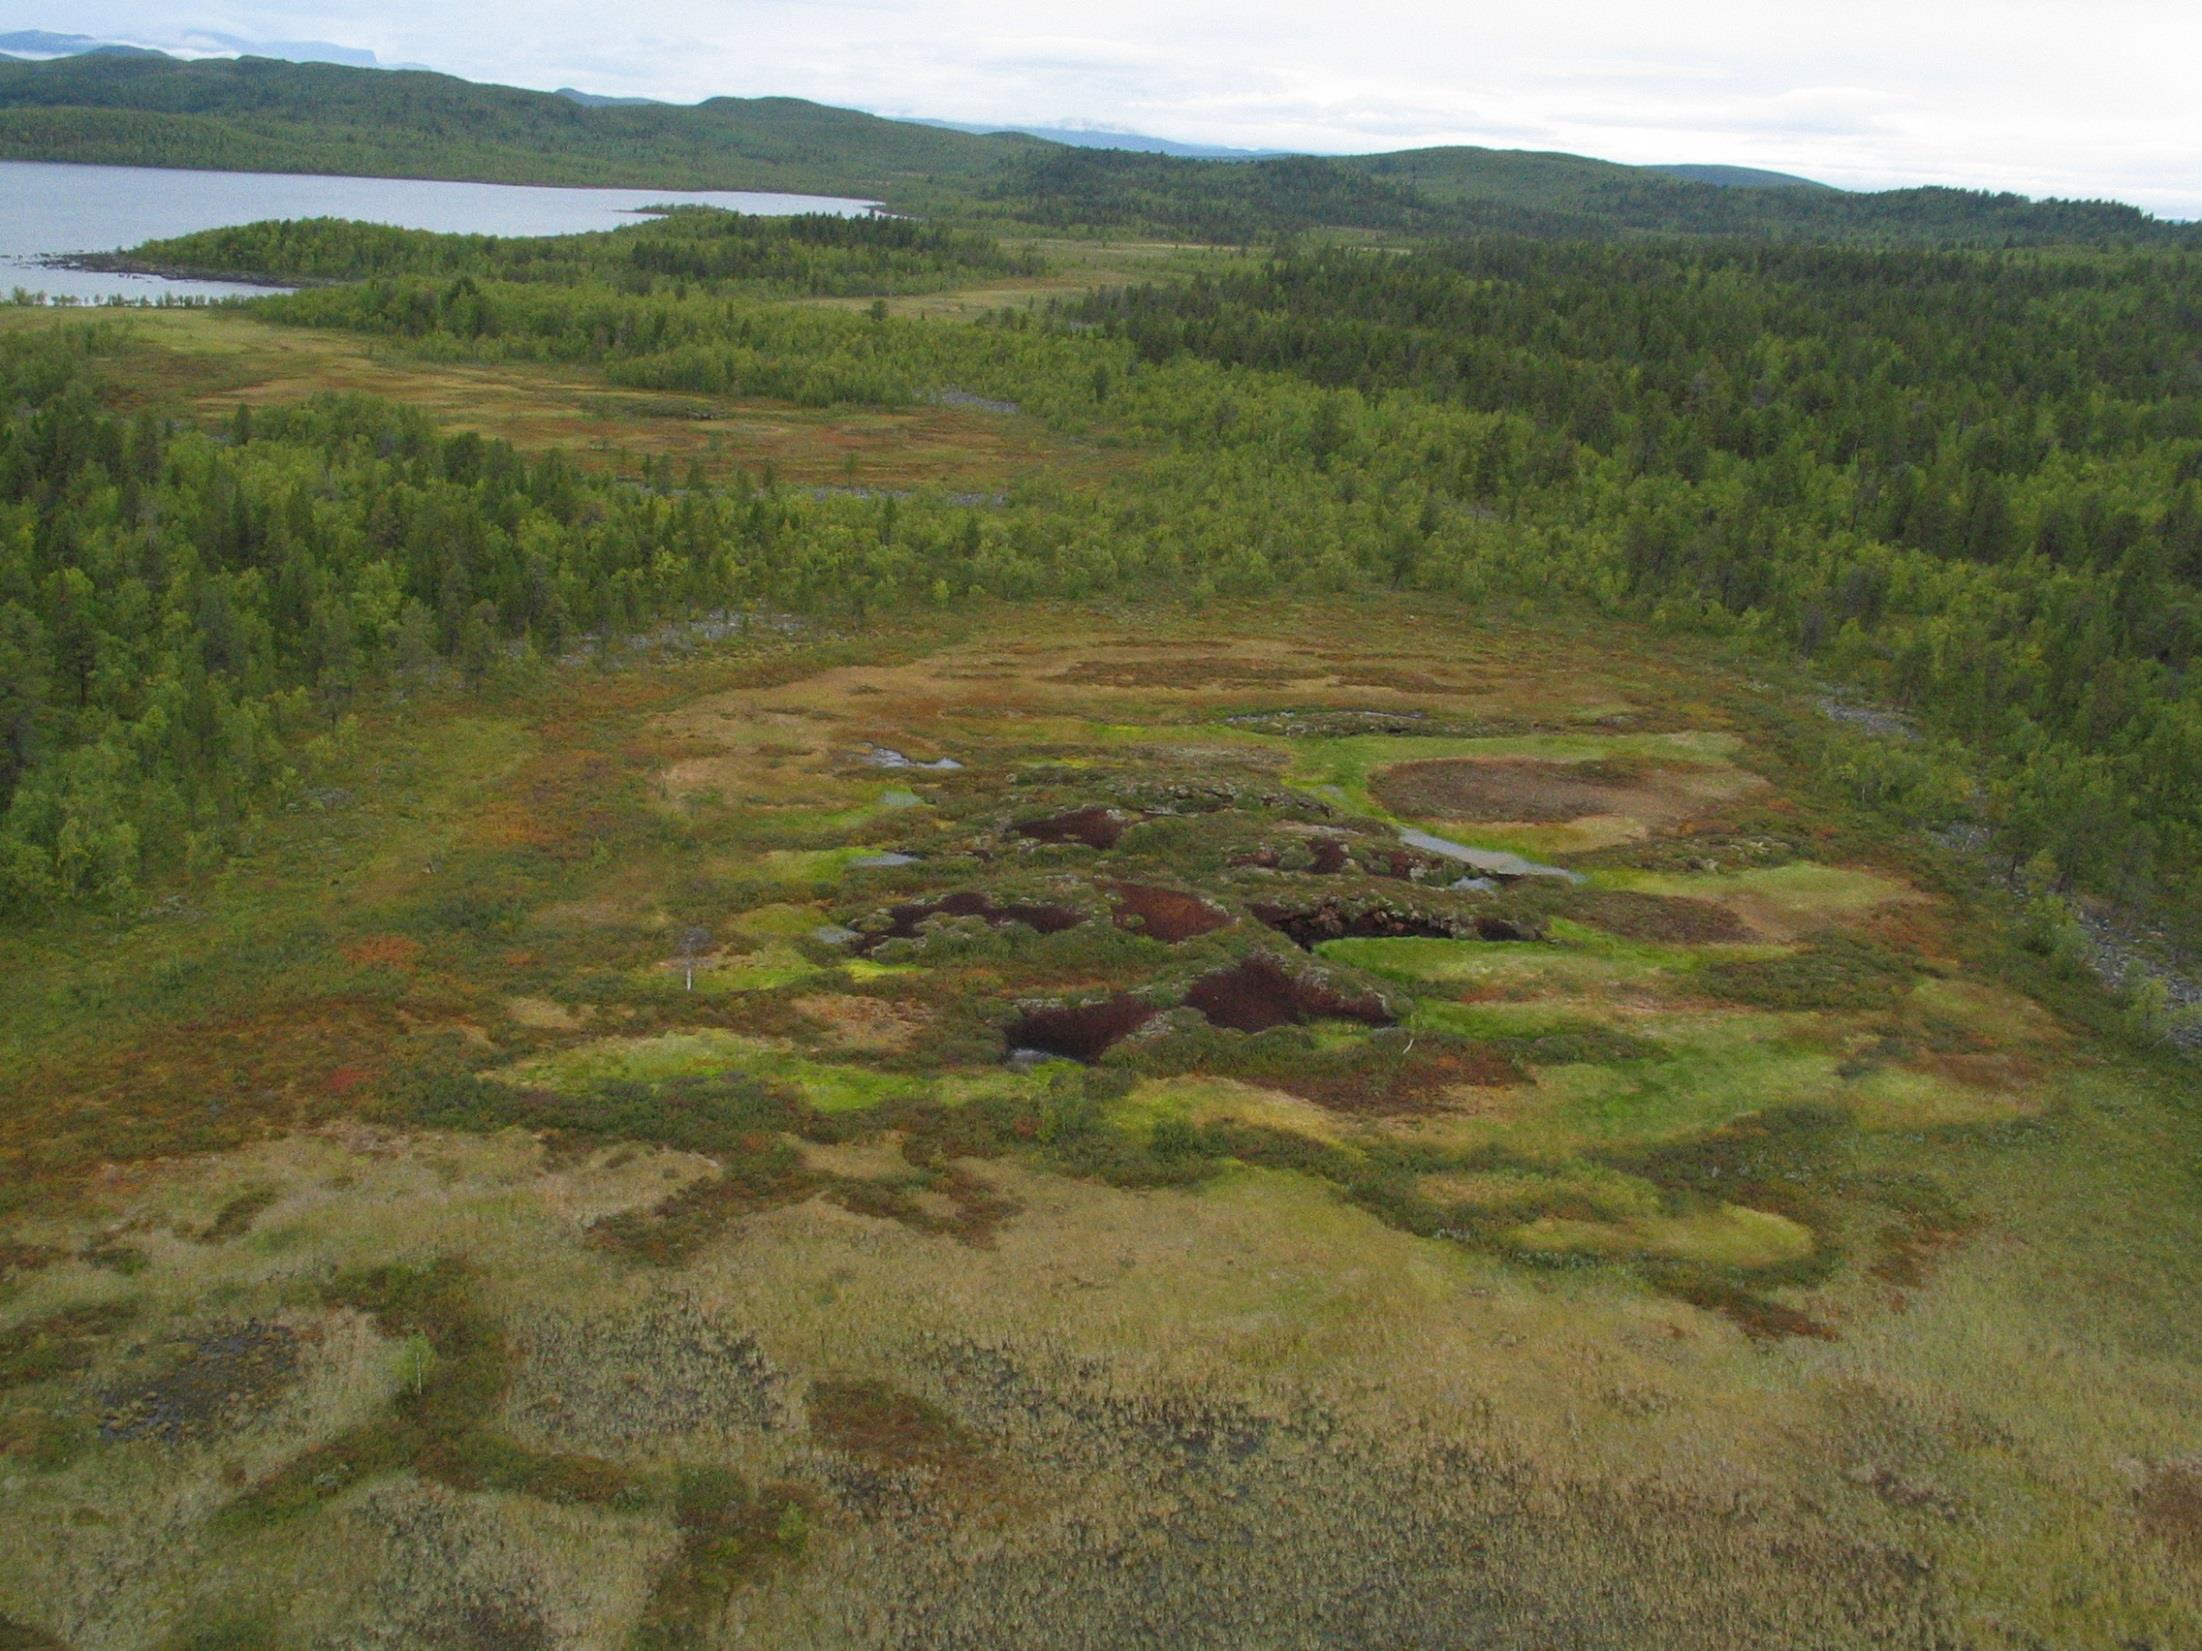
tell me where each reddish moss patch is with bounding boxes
[1186,956,1392,1034]
[342,934,424,970]
[1109,883,1231,942]
[19,997,405,1180]
[1295,1040,1523,1111]
[1564,890,1753,943]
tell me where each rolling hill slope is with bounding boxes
[0,53,1039,199]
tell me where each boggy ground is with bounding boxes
[1,601,2198,1650]
[0,307,1121,496]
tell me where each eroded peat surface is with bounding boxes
[2,604,2197,1650]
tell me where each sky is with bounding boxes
[17,1,2202,217]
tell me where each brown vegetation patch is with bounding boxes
[1912,1047,2044,1096]
[344,934,425,970]
[0,1242,61,1279]
[0,1615,69,1651]
[1365,1042,1526,1108]
[2138,1461,2202,1559]
[1565,890,1756,943]
[634,1466,812,1645]
[1328,666,1454,692]
[509,1296,789,1445]
[198,1186,279,1243]
[1014,806,1136,850]
[99,1319,303,1443]
[20,996,408,1183]
[1008,996,1159,1063]
[874,891,1086,947]
[1243,1038,1525,1114]
[1186,956,1393,1034]
[504,995,591,1031]
[830,1165,1020,1248]
[793,993,932,1051]
[1868,1219,1972,1292]
[1661,1277,1837,1342]
[585,1148,816,1265]
[1373,755,1722,827]
[1,1300,136,1393]
[1055,658,1311,690]
[1109,883,1231,942]
[810,1377,982,1477]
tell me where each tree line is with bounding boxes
[11,222,2202,936]
[101,209,1040,299]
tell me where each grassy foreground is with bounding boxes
[1,594,2196,1649]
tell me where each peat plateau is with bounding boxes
[3,601,2197,1649]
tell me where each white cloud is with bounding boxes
[12,0,2200,216]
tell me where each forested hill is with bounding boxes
[1005,147,2187,245]
[0,52,1039,200]
[1,51,2194,246]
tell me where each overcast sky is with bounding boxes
[20,1,2202,217]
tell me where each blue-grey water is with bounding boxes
[0,160,881,303]
[1397,827,1584,884]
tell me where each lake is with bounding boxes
[0,160,882,303]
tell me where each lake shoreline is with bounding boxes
[0,159,881,303]
[39,252,305,291]
[0,151,887,207]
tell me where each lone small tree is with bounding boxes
[678,926,712,992]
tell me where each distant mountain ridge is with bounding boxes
[0,32,118,56]
[908,117,1288,161]
[0,33,169,60]
[554,88,660,110]
[0,44,1794,174]
[0,51,2185,246]
[0,28,382,68]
